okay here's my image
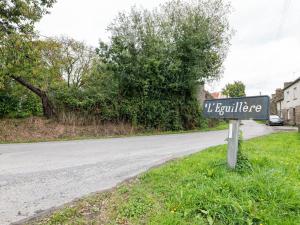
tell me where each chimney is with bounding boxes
[275,88,282,94]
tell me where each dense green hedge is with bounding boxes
[119,98,206,130]
[52,85,206,130]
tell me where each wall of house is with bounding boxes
[282,82,300,109]
[296,106,300,125]
[282,106,300,125]
[281,81,300,125]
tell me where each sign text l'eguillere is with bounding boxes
[203,96,270,120]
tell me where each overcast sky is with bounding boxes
[37,0,300,96]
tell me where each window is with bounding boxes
[287,91,290,103]
[294,87,297,100]
[287,109,290,120]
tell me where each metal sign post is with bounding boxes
[203,96,270,169]
[227,120,240,168]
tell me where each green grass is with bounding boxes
[0,121,228,144]
[255,120,267,124]
[29,132,300,225]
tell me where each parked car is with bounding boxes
[267,115,284,126]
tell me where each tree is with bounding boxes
[0,0,56,34]
[0,0,59,118]
[97,0,231,129]
[222,81,246,97]
[0,34,62,117]
[56,37,96,88]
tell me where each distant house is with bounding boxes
[211,92,226,99]
[270,88,284,116]
[272,77,300,125]
[282,77,300,125]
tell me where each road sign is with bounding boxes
[203,95,270,169]
[203,96,270,120]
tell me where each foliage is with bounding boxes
[1,0,231,131]
[222,81,246,97]
[117,97,207,130]
[31,132,300,225]
[236,131,253,173]
[53,36,96,88]
[0,33,97,118]
[0,0,56,34]
[0,33,61,89]
[0,0,58,118]
[51,61,120,122]
[0,82,42,118]
[97,0,231,130]
[0,33,64,117]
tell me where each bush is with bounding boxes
[94,0,230,130]
[0,86,42,118]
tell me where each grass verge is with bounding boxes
[27,132,300,225]
[0,118,228,144]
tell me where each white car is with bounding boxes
[267,115,284,126]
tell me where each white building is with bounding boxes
[281,77,300,125]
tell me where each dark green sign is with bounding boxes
[203,96,270,120]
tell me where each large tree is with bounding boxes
[0,0,59,117]
[98,0,231,129]
[100,0,231,98]
[56,37,96,88]
[0,0,56,34]
[0,34,62,117]
[222,81,246,97]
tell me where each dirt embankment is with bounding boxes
[0,117,137,143]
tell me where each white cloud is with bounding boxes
[37,0,169,45]
[37,0,300,96]
[219,36,300,95]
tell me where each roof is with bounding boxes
[283,77,300,90]
[211,92,224,99]
[205,91,214,100]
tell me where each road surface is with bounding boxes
[0,121,276,224]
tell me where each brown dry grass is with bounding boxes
[0,117,137,143]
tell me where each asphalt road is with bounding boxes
[0,121,277,224]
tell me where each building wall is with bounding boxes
[282,82,300,109]
[282,106,300,125]
[270,88,283,116]
[296,106,300,125]
[281,81,300,125]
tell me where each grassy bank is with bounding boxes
[28,132,300,225]
[0,117,228,144]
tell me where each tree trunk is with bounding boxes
[11,75,56,118]
[40,92,56,118]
